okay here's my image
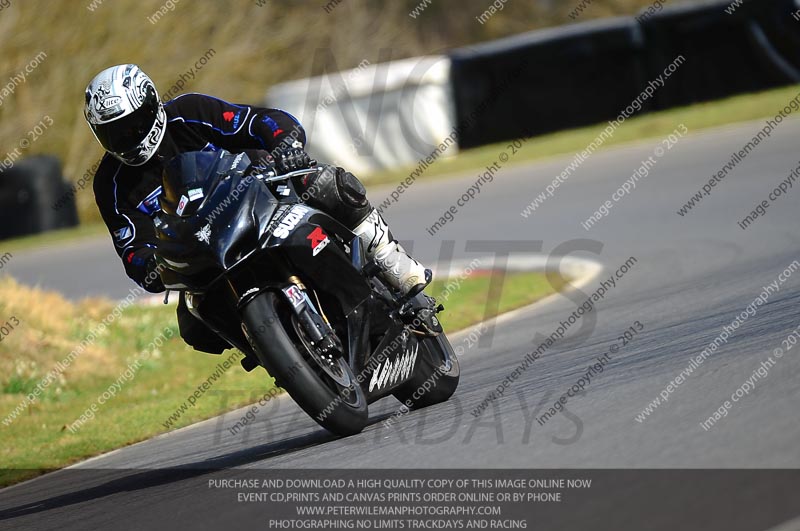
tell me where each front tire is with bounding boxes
[240,291,368,436]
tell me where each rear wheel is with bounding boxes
[240,291,368,436]
[393,333,460,409]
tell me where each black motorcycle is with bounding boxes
[153,150,459,436]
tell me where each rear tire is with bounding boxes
[240,291,368,436]
[393,333,460,410]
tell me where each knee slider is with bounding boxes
[304,165,371,228]
[336,169,368,209]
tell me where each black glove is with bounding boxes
[246,154,278,178]
[143,255,166,293]
[276,146,311,174]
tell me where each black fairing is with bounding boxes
[156,150,279,287]
[153,149,417,402]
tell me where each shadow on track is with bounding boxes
[0,421,353,520]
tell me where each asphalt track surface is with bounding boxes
[2,119,800,530]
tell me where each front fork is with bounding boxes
[280,276,341,355]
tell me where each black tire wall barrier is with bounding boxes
[449,0,800,149]
[640,0,800,110]
[0,156,79,240]
[450,18,647,149]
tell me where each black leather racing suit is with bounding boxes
[93,93,372,353]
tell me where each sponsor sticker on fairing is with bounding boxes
[176,195,189,215]
[282,285,305,309]
[187,187,203,201]
[307,227,329,256]
[195,224,211,244]
[369,342,419,392]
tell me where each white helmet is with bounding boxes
[84,64,166,166]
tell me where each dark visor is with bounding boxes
[91,87,158,154]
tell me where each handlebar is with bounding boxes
[258,163,321,184]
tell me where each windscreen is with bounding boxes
[160,150,251,217]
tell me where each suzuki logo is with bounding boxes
[272,205,309,239]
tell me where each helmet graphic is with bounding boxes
[84,64,166,166]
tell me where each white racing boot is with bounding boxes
[353,209,431,296]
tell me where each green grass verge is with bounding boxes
[0,293,270,488]
[0,269,562,487]
[365,84,800,186]
[427,269,566,332]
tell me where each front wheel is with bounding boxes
[240,291,368,436]
[393,333,460,409]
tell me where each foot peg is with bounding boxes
[400,292,443,336]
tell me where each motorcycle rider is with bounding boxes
[85,64,431,354]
